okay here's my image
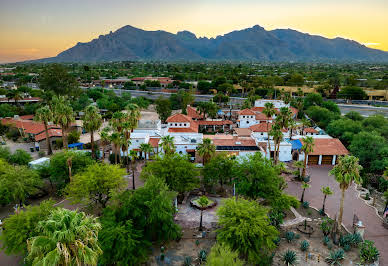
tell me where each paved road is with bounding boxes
[338,104,388,118]
[286,166,388,264]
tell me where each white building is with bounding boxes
[237,109,257,128]
[254,99,290,108]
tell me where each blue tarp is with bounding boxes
[290,139,302,150]
[217,110,225,115]
[68,142,84,149]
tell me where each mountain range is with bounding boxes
[35,25,388,62]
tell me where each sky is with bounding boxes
[0,0,387,63]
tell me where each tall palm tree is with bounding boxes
[300,117,311,136]
[121,120,133,173]
[110,132,123,164]
[321,186,333,213]
[83,105,102,158]
[109,112,125,133]
[27,208,102,266]
[269,123,283,164]
[301,136,315,178]
[197,138,216,165]
[262,102,276,156]
[140,143,153,165]
[52,96,75,150]
[160,135,175,155]
[129,149,138,190]
[126,103,141,130]
[300,182,310,202]
[293,160,304,179]
[276,107,292,129]
[99,127,110,159]
[288,119,297,140]
[295,97,304,118]
[35,106,54,155]
[330,155,362,231]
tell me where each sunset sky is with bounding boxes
[1,0,387,63]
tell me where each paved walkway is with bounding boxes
[285,165,388,265]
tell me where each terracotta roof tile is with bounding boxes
[1,118,60,135]
[249,122,287,132]
[197,120,233,126]
[166,113,193,123]
[205,135,257,147]
[303,127,318,133]
[302,138,349,156]
[238,109,255,115]
[35,128,62,141]
[233,128,252,137]
[148,137,160,148]
[186,105,204,119]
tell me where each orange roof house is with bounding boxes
[166,113,199,133]
[302,138,349,156]
[250,123,287,133]
[238,109,256,116]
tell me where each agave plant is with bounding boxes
[198,249,207,263]
[282,250,298,265]
[184,256,192,266]
[300,240,310,252]
[285,231,295,243]
[325,249,345,266]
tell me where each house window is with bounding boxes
[261,133,263,136]
[246,121,249,124]
[243,116,245,118]
[175,123,177,126]
[183,123,186,126]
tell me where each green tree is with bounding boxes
[0,159,43,205]
[345,111,364,121]
[83,104,102,158]
[300,181,310,202]
[67,130,81,144]
[160,135,175,155]
[303,93,323,110]
[327,118,363,146]
[337,86,367,101]
[35,106,54,155]
[155,97,172,123]
[306,106,337,129]
[263,102,276,153]
[52,96,75,149]
[66,163,126,208]
[203,153,236,189]
[0,200,56,255]
[139,143,153,164]
[8,149,32,165]
[198,196,209,231]
[197,138,216,165]
[39,64,80,96]
[207,243,244,266]
[216,197,279,263]
[301,136,315,178]
[140,153,199,195]
[129,149,139,190]
[269,123,283,164]
[330,155,362,230]
[26,208,102,266]
[321,186,333,213]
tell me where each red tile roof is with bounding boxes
[1,118,60,135]
[35,128,62,141]
[0,97,42,102]
[238,109,255,115]
[206,135,257,147]
[168,123,198,133]
[303,127,318,134]
[20,115,34,120]
[255,113,272,121]
[148,137,160,148]
[197,120,233,126]
[302,138,349,156]
[249,122,287,133]
[233,128,252,137]
[166,113,193,123]
[186,105,204,119]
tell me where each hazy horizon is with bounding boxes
[1,0,387,63]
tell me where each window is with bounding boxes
[175,123,177,126]
[183,123,186,126]
[246,121,249,124]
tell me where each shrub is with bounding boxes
[273,236,281,246]
[282,250,297,265]
[300,240,310,252]
[6,127,20,141]
[302,201,309,209]
[9,149,32,165]
[38,150,45,158]
[325,249,345,265]
[0,146,11,161]
[285,231,295,243]
[68,130,81,144]
[365,193,370,200]
[327,242,333,250]
[295,233,300,239]
[323,236,330,246]
[359,240,379,264]
[55,138,63,149]
[269,209,284,229]
[184,256,192,266]
[303,176,310,183]
[319,208,325,216]
[321,218,333,236]
[339,233,363,250]
[343,244,351,252]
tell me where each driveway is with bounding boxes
[285,165,388,264]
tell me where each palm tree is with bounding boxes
[301,136,315,178]
[198,196,209,231]
[321,186,333,213]
[262,102,276,156]
[126,103,141,131]
[293,160,304,179]
[269,123,283,164]
[129,149,138,190]
[300,182,310,202]
[99,127,110,159]
[300,117,311,136]
[140,143,153,165]
[329,155,362,231]
[295,97,304,118]
[27,208,102,266]
[83,105,102,158]
[160,135,175,155]
[276,107,292,129]
[197,138,216,165]
[35,106,54,155]
[121,120,133,173]
[110,132,122,164]
[288,119,297,140]
[52,96,75,150]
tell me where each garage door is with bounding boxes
[322,155,333,165]
[307,155,319,165]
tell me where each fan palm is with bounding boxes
[110,132,123,164]
[301,136,314,178]
[269,123,283,164]
[330,155,362,231]
[35,106,54,155]
[26,208,102,266]
[140,143,153,164]
[321,186,333,213]
[160,135,175,155]
[129,149,138,190]
[300,182,310,203]
[262,102,276,156]
[300,117,311,136]
[52,96,75,150]
[99,127,110,159]
[288,119,297,140]
[83,105,102,158]
[197,138,216,165]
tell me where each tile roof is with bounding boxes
[186,105,204,119]
[255,113,272,121]
[205,135,257,147]
[303,127,318,133]
[35,128,62,141]
[197,120,233,126]
[238,109,255,116]
[302,138,349,156]
[233,128,252,137]
[166,113,193,123]
[249,122,287,132]
[1,118,60,135]
[0,97,42,102]
[148,137,160,148]
[20,115,34,120]
[168,123,198,133]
